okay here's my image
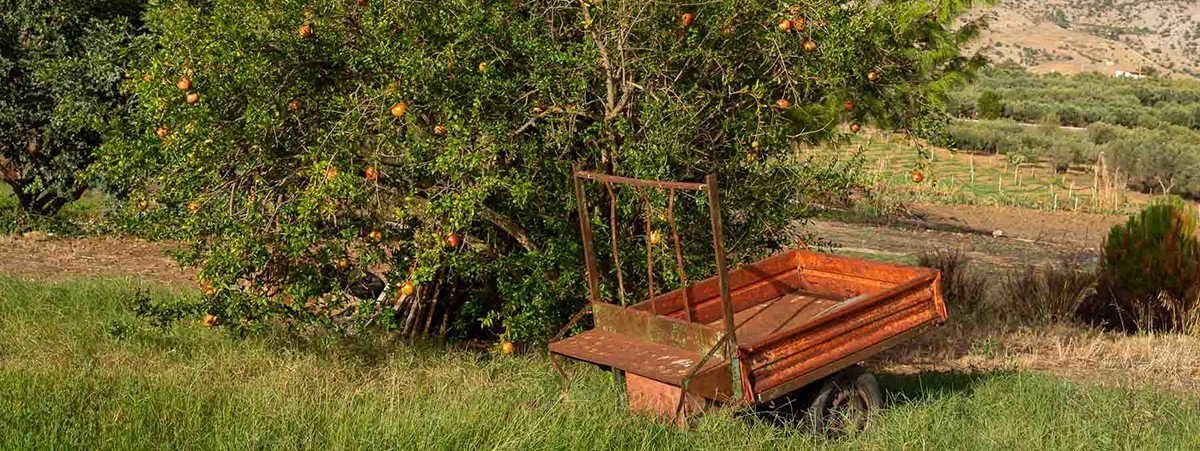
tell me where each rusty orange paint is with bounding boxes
[551,170,948,417]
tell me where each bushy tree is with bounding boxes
[0,0,145,215]
[1084,196,1200,332]
[976,89,1003,119]
[98,0,994,341]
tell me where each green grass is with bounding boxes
[0,182,13,211]
[2,276,1199,450]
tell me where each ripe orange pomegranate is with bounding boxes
[649,231,662,245]
[185,93,199,104]
[911,171,925,184]
[177,77,191,91]
[501,341,514,355]
[390,102,407,118]
[681,13,693,27]
[298,25,311,38]
[778,19,792,32]
[365,166,378,181]
[775,99,790,110]
[400,281,415,296]
[850,123,861,133]
[446,232,461,248]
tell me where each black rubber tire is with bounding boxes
[806,370,883,435]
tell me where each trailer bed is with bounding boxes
[551,248,946,405]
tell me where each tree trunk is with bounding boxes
[9,178,88,216]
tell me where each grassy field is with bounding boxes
[808,130,1146,216]
[1,276,1198,450]
[0,182,12,209]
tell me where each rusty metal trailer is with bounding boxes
[549,168,947,430]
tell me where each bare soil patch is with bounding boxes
[906,202,1127,248]
[807,209,1104,273]
[0,235,196,288]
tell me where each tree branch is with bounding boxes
[397,190,540,253]
[479,205,538,251]
[579,1,616,114]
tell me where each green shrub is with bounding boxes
[1083,196,1200,332]
[95,0,990,342]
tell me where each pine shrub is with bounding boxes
[1083,196,1200,332]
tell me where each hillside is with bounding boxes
[962,0,1200,80]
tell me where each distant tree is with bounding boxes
[977,90,1005,120]
[0,0,146,215]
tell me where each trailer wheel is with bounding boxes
[807,370,883,435]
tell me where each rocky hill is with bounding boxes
[962,0,1200,79]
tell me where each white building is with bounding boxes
[1114,70,1146,79]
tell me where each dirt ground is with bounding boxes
[0,201,1123,286]
[0,234,198,288]
[806,202,1128,272]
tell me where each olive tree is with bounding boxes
[99,0,993,342]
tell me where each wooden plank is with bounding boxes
[549,330,728,387]
[592,302,725,357]
[631,249,801,316]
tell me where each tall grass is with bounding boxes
[1001,260,1099,325]
[1,276,1199,450]
[918,249,990,315]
